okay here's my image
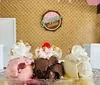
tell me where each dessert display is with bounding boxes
[0,42,97,85]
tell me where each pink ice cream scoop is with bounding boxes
[6,57,34,81]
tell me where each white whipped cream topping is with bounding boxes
[72,45,87,57]
[10,40,33,59]
[35,46,62,59]
[67,45,88,62]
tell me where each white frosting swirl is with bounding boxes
[67,45,88,62]
[10,40,33,59]
[35,46,62,59]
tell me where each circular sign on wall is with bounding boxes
[41,10,62,31]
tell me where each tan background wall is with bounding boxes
[0,0,100,57]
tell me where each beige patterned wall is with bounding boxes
[0,0,100,58]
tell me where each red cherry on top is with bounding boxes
[42,42,51,48]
